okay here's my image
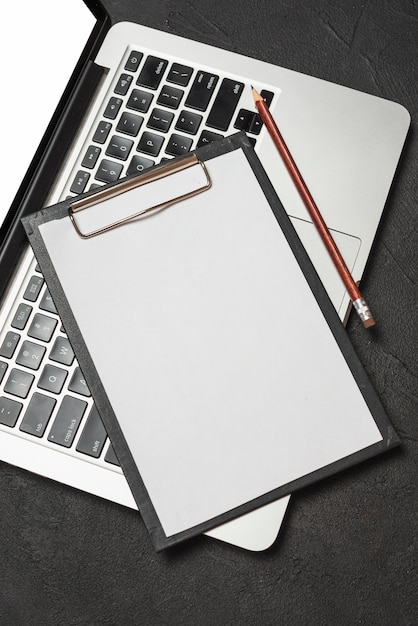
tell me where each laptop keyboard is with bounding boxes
[0,265,119,464]
[69,51,272,194]
[0,46,274,490]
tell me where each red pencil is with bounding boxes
[252,87,375,328]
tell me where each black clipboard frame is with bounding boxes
[23,133,399,551]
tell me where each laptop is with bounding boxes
[0,0,409,551]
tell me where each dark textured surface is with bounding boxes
[1,1,417,624]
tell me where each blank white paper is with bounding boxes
[39,148,382,537]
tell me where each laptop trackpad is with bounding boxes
[290,217,361,315]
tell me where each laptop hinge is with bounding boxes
[0,60,106,303]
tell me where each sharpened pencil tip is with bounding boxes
[252,86,262,102]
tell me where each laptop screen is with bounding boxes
[0,0,96,227]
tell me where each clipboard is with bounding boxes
[23,133,399,551]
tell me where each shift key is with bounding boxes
[206,78,245,131]
[76,405,107,458]
[185,71,219,111]
[48,396,87,447]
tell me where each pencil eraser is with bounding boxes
[363,317,376,329]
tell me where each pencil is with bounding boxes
[252,87,375,329]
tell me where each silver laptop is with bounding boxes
[0,0,409,551]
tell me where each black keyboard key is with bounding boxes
[19,393,56,437]
[70,170,90,194]
[23,275,44,302]
[0,331,20,358]
[197,129,224,148]
[137,132,164,157]
[0,361,7,384]
[16,341,46,370]
[206,78,245,131]
[234,109,263,135]
[167,63,193,87]
[92,121,112,144]
[248,114,263,135]
[147,108,174,133]
[127,89,153,113]
[28,313,57,342]
[11,303,33,330]
[137,55,168,89]
[157,85,184,109]
[185,71,219,111]
[114,73,134,96]
[50,337,74,366]
[260,89,274,107]
[0,396,22,427]
[38,364,68,394]
[116,112,143,137]
[81,145,101,169]
[76,405,107,458]
[47,395,87,448]
[39,289,57,314]
[104,444,120,466]
[165,133,193,157]
[234,108,254,131]
[68,367,91,397]
[95,159,123,183]
[4,368,34,399]
[127,155,155,176]
[103,97,123,120]
[175,110,203,135]
[106,135,134,161]
[124,50,143,73]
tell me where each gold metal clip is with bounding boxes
[69,154,211,238]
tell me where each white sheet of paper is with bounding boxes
[39,148,382,537]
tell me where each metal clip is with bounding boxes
[69,154,211,238]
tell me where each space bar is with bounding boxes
[206,78,244,131]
